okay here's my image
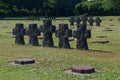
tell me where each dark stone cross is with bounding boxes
[26,24,40,46]
[76,17,81,25]
[81,16,88,26]
[88,17,94,26]
[73,24,91,50]
[69,17,75,26]
[39,19,56,47]
[13,23,26,45]
[95,17,102,26]
[55,24,72,49]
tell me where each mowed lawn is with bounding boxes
[0,16,120,80]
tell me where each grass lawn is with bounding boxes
[0,16,120,80]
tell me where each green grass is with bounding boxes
[0,16,120,80]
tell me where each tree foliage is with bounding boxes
[0,0,119,17]
[75,0,120,15]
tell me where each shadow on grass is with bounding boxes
[89,49,112,53]
[25,44,42,47]
[53,46,74,49]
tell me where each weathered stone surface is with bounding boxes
[73,24,90,50]
[55,24,72,49]
[14,58,35,65]
[39,19,56,47]
[13,23,25,45]
[85,30,91,39]
[26,24,40,46]
[71,66,95,74]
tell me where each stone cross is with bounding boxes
[73,24,91,50]
[39,19,56,47]
[26,24,40,46]
[13,23,26,45]
[76,17,81,25]
[55,24,72,49]
[95,17,102,26]
[69,17,75,26]
[88,17,94,26]
[81,16,88,26]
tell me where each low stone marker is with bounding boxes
[14,58,35,65]
[71,66,95,74]
[63,66,96,75]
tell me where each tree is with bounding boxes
[75,0,103,15]
[102,0,120,11]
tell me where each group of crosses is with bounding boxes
[27,16,56,20]
[69,16,102,26]
[13,16,102,50]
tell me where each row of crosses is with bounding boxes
[69,16,102,26]
[27,16,56,20]
[13,20,91,50]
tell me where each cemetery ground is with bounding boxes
[0,16,120,80]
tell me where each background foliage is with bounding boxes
[0,0,120,17]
